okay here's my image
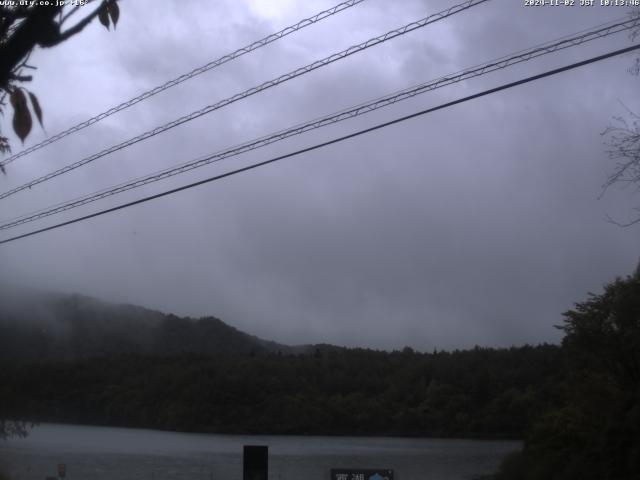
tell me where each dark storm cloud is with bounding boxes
[1,0,639,350]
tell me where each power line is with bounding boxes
[0,0,368,168]
[1,43,638,247]
[1,16,637,231]
[0,0,490,201]
[1,16,635,228]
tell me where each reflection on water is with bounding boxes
[0,423,520,480]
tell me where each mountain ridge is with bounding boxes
[0,288,322,362]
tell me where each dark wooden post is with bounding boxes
[243,445,268,480]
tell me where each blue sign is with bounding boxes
[330,469,394,480]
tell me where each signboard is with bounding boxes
[330,469,394,480]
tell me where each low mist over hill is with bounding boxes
[0,287,306,362]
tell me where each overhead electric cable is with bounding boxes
[0,0,368,168]
[0,0,489,201]
[1,16,636,231]
[1,43,638,246]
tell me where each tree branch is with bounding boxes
[56,1,107,43]
[605,211,640,227]
[0,6,63,86]
[59,0,100,26]
[8,73,32,82]
[59,5,81,26]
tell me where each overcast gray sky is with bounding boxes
[1,0,639,351]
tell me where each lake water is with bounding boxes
[0,424,519,480]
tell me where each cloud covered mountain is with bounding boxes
[0,287,305,362]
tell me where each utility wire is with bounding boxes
[0,0,368,168]
[1,16,637,231]
[1,43,638,247]
[0,0,489,201]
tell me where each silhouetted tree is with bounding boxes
[561,268,640,391]
[0,0,120,158]
[601,9,640,226]
[497,267,640,479]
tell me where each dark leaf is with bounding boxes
[0,136,9,155]
[98,4,110,30]
[107,1,119,28]
[10,89,32,143]
[27,91,44,128]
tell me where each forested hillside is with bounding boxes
[0,289,569,439]
[1,344,563,438]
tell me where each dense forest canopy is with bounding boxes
[1,345,562,438]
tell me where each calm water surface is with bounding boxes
[0,424,519,480]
